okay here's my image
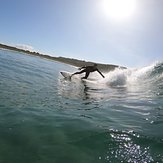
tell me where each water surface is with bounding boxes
[0,49,163,162]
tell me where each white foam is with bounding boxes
[68,62,162,89]
[93,62,159,87]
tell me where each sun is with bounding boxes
[101,0,137,21]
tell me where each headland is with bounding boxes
[0,43,126,71]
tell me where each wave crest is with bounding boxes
[102,62,163,91]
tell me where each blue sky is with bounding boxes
[0,0,163,67]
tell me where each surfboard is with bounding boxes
[60,71,72,79]
[60,71,96,83]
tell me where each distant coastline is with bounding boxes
[0,43,126,71]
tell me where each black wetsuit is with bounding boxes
[72,65,105,79]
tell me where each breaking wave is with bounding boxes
[102,62,163,91]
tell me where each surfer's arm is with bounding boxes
[97,69,105,78]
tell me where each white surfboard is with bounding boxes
[60,71,97,83]
[60,71,72,79]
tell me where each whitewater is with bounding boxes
[0,49,163,162]
[68,61,163,101]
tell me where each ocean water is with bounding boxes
[0,49,163,163]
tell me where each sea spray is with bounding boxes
[95,62,163,88]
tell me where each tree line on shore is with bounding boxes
[0,43,126,71]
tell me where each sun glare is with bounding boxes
[101,0,137,21]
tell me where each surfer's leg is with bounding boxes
[71,70,85,77]
[82,71,90,79]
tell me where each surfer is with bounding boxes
[71,64,105,79]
